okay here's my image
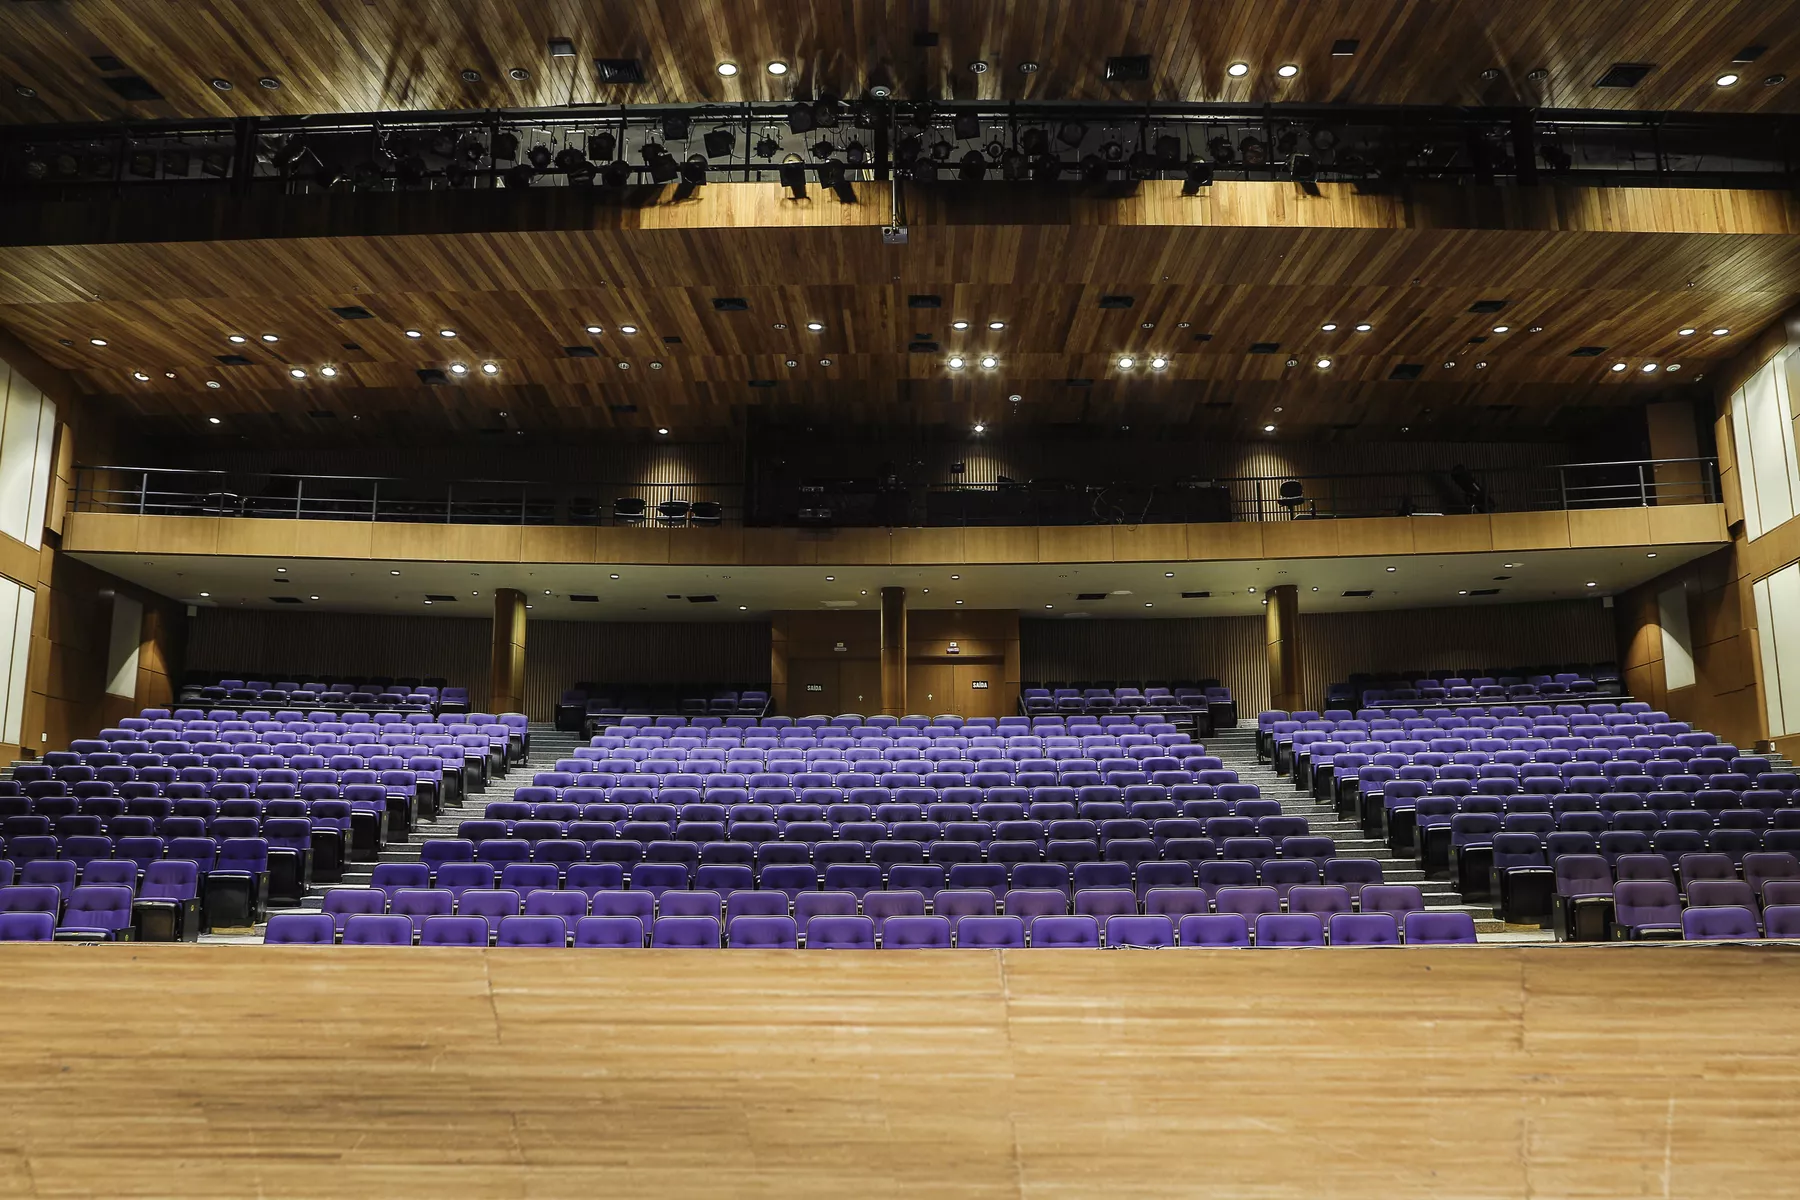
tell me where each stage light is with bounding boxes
[1056,121,1087,148]
[662,114,690,142]
[953,113,982,141]
[818,161,855,201]
[1239,136,1267,166]
[779,161,808,197]
[1208,137,1235,164]
[786,103,815,134]
[1182,160,1214,193]
[502,163,535,187]
[601,158,634,186]
[958,150,986,181]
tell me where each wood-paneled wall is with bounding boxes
[2,944,1799,1198]
[524,619,770,719]
[186,608,493,708]
[1616,547,1760,749]
[1023,599,1619,713]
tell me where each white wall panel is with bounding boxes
[1733,384,1763,539]
[1657,585,1696,693]
[1770,564,1800,741]
[1755,575,1782,736]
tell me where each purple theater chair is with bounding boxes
[727,914,799,948]
[322,887,387,933]
[806,915,876,948]
[1255,913,1326,947]
[1328,912,1400,946]
[342,914,416,945]
[1105,914,1175,948]
[1402,911,1479,945]
[1176,913,1251,947]
[421,916,492,946]
[0,911,54,941]
[54,885,135,940]
[263,913,338,944]
[1681,905,1758,941]
[1760,905,1800,939]
[1032,914,1102,947]
[574,916,646,947]
[651,915,721,948]
[881,915,952,948]
[956,915,1026,948]
[496,915,567,947]
[863,890,926,934]
[1612,880,1684,941]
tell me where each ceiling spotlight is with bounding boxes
[1586,581,1597,587]
[227,334,247,344]
[1354,323,1372,332]
[1475,361,1488,369]
[621,324,638,334]
[1276,64,1299,78]
[1678,328,1696,336]
[585,324,603,334]
[717,62,738,77]
[815,358,829,367]
[979,355,999,370]
[1386,566,1397,572]
[1009,393,1023,402]
[1227,62,1250,77]
[1612,362,1629,372]
[1717,73,1740,87]
[825,575,835,581]
[1641,363,1658,373]
[617,361,630,369]
[1117,356,1136,369]
[973,423,986,434]
[1321,323,1337,331]
[1443,362,1457,369]
[1667,364,1682,373]
[405,330,423,339]
[1150,356,1169,370]
[786,359,798,367]
[310,596,319,601]
[389,569,401,576]
[208,416,221,424]
[449,363,468,375]
[739,605,748,611]
[969,61,989,74]
[657,427,670,435]
[988,321,1006,330]
[1492,325,1510,333]
[89,338,108,346]
[951,320,970,331]
[947,355,967,370]
[289,368,307,379]
[1263,424,1276,433]
[481,362,499,375]
[767,61,789,76]
[806,321,824,331]
[1315,357,1333,369]
[650,361,664,370]
[199,592,210,598]
[210,78,233,92]
[206,380,221,389]
[439,329,457,338]
[132,371,149,381]
[275,568,287,573]
[261,334,279,343]
[1712,328,1730,336]
[610,573,620,579]
[319,366,338,378]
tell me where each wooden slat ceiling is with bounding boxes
[1,0,1798,125]
[2,181,1795,438]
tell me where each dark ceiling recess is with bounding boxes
[416,368,449,385]
[1469,587,1502,596]
[1105,56,1152,82]
[563,346,599,358]
[1331,40,1360,56]
[1098,295,1134,309]
[908,294,942,309]
[907,340,940,353]
[1076,592,1108,601]
[711,297,748,311]
[570,594,599,602]
[102,76,163,101]
[1248,342,1281,354]
[1342,589,1375,597]
[330,305,376,320]
[425,594,457,602]
[1595,63,1654,88]
[595,59,644,85]
[1181,591,1210,598]
[748,379,778,388]
[1468,299,1508,313]
[269,596,302,604]
[90,55,127,72]
[1388,363,1424,380]
[214,354,252,366]
[687,595,718,603]
[608,404,637,413]
[1570,346,1607,357]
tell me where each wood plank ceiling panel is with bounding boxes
[1,0,1798,124]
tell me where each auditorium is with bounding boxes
[3,1,1800,1193]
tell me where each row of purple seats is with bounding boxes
[1553,851,1800,940]
[0,861,202,939]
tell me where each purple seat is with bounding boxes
[881,915,952,948]
[574,915,645,947]
[1358,884,1425,923]
[388,888,453,937]
[932,888,997,931]
[1682,905,1759,941]
[863,890,926,934]
[261,912,337,944]
[1761,904,1800,939]
[794,891,857,926]
[1176,913,1250,947]
[322,887,387,932]
[1215,885,1280,922]
[1402,911,1479,945]
[1143,887,1210,919]
[650,915,720,947]
[495,915,566,946]
[0,911,54,941]
[1287,885,1353,919]
[342,914,416,945]
[727,914,799,947]
[524,890,591,925]
[1328,912,1400,945]
[1105,914,1174,948]
[956,915,1026,948]
[420,916,491,945]
[1033,914,1102,947]
[805,914,876,948]
[1255,912,1325,947]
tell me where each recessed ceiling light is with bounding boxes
[988,321,1006,330]
[1165,572,1175,578]
[1321,323,1337,331]
[1354,323,1372,332]
[1020,62,1040,73]
[951,320,970,330]
[1504,563,1518,568]
[816,358,830,367]
[310,595,319,601]
[1647,552,1658,558]
[227,334,247,344]
[439,329,457,338]
[205,380,221,389]
[825,576,835,581]
[1247,587,1256,593]
[1677,327,1696,336]
[968,61,989,74]
[289,368,307,378]
[1227,62,1250,77]
[210,78,233,91]
[389,569,401,575]
[1641,363,1658,373]
[1666,364,1682,373]
[208,416,221,424]
[1045,603,1053,608]
[947,355,967,370]
[1276,64,1299,78]
[275,567,287,573]
[1143,602,1153,608]
[1141,322,1155,330]
[806,321,825,331]
[544,590,552,595]
[15,85,36,98]
[1475,361,1488,369]
[1263,424,1275,433]
[1386,566,1397,572]
[449,363,468,375]
[1150,356,1169,370]
[951,575,961,580]
[1712,328,1730,336]
[89,337,107,346]
[481,362,499,375]
[1767,74,1788,86]
[1443,362,1457,369]
[1459,590,1469,596]
[610,573,620,579]
[657,427,669,435]
[585,324,603,334]
[261,334,278,343]
[620,325,638,334]
[1717,73,1740,87]
[1009,393,1022,402]
[1586,581,1597,587]
[405,329,422,338]
[199,592,210,597]
[956,598,967,604]
[772,322,786,330]
[979,354,999,370]
[1492,325,1510,333]
[739,605,748,610]
[716,62,738,77]
[1612,362,1629,372]
[1315,357,1332,370]
[786,359,798,367]
[132,371,149,381]
[1117,356,1136,369]
[650,360,664,370]
[767,61,789,76]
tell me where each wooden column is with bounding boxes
[769,614,790,716]
[1266,584,1304,713]
[489,588,527,715]
[880,586,907,716]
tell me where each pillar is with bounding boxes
[490,588,527,715]
[1266,584,1304,713]
[880,586,907,716]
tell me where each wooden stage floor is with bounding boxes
[1,943,1795,1198]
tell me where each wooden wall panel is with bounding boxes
[2,945,1800,1198]
[185,608,493,709]
[1023,599,1618,714]
[523,619,770,721]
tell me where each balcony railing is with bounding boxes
[72,457,1717,531]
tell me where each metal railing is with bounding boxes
[71,467,744,527]
[73,457,1717,530]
